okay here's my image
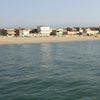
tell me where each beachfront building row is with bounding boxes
[63,27,100,35]
[0,27,100,37]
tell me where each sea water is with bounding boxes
[0,41,100,100]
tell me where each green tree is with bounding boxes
[30,29,38,33]
[0,29,7,36]
[50,30,56,36]
[15,29,20,36]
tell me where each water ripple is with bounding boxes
[0,41,100,100]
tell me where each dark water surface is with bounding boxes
[0,41,100,100]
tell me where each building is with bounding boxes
[19,29,31,37]
[7,29,16,37]
[56,28,63,36]
[37,26,51,36]
[86,28,99,35]
[66,27,79,35]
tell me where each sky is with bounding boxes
[0,0,100,28]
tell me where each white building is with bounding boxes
[56,28,63,36]
[37,26,51,36]
[19,29,31,37]
[86,28,99,35]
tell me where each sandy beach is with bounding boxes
[0,35,100,45]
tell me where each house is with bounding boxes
[67,29,79,35]
[37,26,51,36]
[7,29,16,37]
[86,28,99,35]
[66,27,79,35]
[19,29,31,37]
[56,28,63,36]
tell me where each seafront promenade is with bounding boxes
[0,35,100,45]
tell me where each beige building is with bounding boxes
[67,31,79,35]
[7,29,16,37]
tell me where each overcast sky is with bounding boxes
[0,0,100,28]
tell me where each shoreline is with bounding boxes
[0,35,100,45]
